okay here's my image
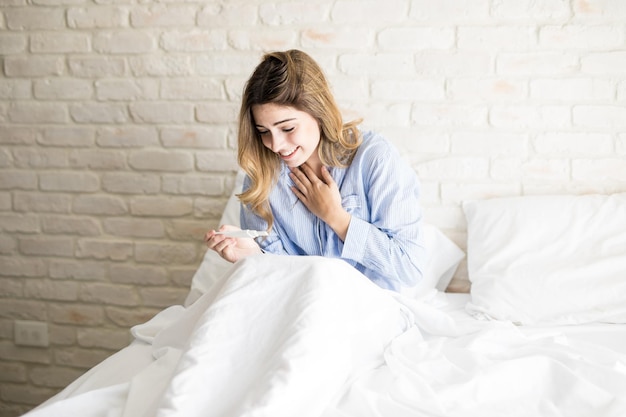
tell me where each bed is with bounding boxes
[23,178,626,417]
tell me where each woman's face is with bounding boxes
[252,103,322,172]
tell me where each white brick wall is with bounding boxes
[1,0,625,414]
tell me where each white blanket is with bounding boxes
[26,255,626,417]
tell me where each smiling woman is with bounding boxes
[203,49,428,292]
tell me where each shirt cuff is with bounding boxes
[340,215,370,264]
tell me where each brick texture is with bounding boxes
[1,1,625,415]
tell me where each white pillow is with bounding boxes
[186,171,464,305]
[464,193,626,325]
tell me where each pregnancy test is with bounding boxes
[214,230,269,238]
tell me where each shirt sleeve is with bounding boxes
[340,141,427,290]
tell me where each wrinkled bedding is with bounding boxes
[25,254,626,417]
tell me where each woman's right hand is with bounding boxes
[204,225,262,263]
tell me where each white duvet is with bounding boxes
[26,255,626,417]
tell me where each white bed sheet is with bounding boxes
[25,261,626,417]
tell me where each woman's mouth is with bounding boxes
[279,147,299,159]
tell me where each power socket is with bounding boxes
[14,320,49,347]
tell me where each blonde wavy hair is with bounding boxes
[237,49,362,231]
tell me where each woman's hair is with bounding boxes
[237,49,362,230]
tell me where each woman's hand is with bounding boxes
[289,164,351,241]
[204,225,262,263]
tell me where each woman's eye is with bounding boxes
[283,127,295,133]
[257,130,269,136]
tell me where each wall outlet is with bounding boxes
[14,320,49,347]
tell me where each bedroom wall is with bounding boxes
[1,0,625,414]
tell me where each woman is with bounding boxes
[205,49,426,292]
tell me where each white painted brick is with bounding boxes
[0,361,26,382]
[442,182,520,204]
[0,298,47,320]
[34,78,93,100]
[194,104,238,125]
[48,304,103,326]
[458,26,535,50]
[517,158,571,181]
[378,27,454,50]
[0,127,36,145]
[103,218,164,238]
[110,264,168,286]
[162,175,223,196]
[70,103,128,124]
[581,51,626,75]
[161,78,223,100]
[573,0,626,18]
[161,30,228,52]
[618,134,626,155]
[0,214,39,233]
[0,193,11,211]
[259,2,331,25]
[105,306,160,328]
[139,287,188,308]
[539,25,623,49]
[197,3,257,28]
[497,52,579,75]
[101,173,160,195]
[5,7,65,30]
[169,267,196,288]
[411,0,489,21]
[129,102,194,124]
[534,132,614,156]
[572,158,626,182]
[0,33,27,54]
[415,51,492,76]
[302,28,374,49]
[332,0,408,23]
[530,78,614,101]
[416,157,489,181]
[130,196,193,217]
[69,150,126,170]
[0,383,55,406]
[29,367,84,389]
[194,53,260,76]
[228,29,297,51]
[68,56,126,78]
[24,280,79,301]
[491,0,571,21]
[329,76,369,102]
[128,150,193,172]
[195,150,238,172]
[41,215,101,236]
[451,132,528,157]
[411,104,488,128]
[371,79,444,101]
[79,282,139,306]
[129,55,193,77]
[194,197,229,219]
[19,236,74,257]
[39,172,100,192]
[76,239,133,261]
[0,170,37,190]
[54,347,112,369]
[573,105,626,129]
[130,5,196,27]
[97,126,159,148]
[381,128,449,154]
[30,33,91,54]
[67,6,128,29]
[72,195,128,216]
[134,242,197,264]
[0,79,30,99]
[48,260,107,281]
[93,31,156,54]
[447,78,527,102]
[76,328,130,350]
[166,219,210,241]
[489,105,571,129]
[8,102,68,124]
[349,103,411,128]
[14,192,71,214]
[339,53,415,76]
[95,79,158,101]
[39,126,95,147]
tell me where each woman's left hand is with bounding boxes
[289,163,351,240]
